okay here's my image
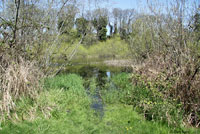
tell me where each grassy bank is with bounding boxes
[101,73,200,134]
[1,73,199,134]
[72,36,131,63]
[30,36,131,66]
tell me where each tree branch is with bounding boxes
[11,0,21,47]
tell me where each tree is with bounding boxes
[191,10,200,42]
[108,22,113,36]
[92,14,108,41]
[58,4,78,35]
[128,0,200,126]
[112,8,121,34]
[113,23,118,35]
[98,26,107,41]
[93,16,108,41]
[112,8,135,36]
[75,17,89,37]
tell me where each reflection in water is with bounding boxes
[106,71,111,79]
[91,87,104,118]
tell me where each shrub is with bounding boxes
[131,52,200,127]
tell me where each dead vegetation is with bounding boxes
[128,0,200,127]
[131,49,200,126]
[0,48,43,122]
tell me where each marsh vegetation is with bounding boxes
[1,0,200,133]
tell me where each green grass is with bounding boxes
[2,103,197,134]
[1,73,200,134]
[101,73,134,104]
[44,74,85,92]
[102,104,172,134]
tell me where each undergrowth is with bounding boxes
[1,73,199,133]
[101,73,200,133]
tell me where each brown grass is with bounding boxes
[0,49,43,121]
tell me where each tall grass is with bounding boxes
[0,52,43,122]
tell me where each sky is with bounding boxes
[108,0,147,10]
[97,0,148,11]
[99,0,200,12]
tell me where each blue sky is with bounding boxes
[100,0,199,12]
[98,0,147,11]
[108,0,147,10]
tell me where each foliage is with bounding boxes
[132,73,183,126]
[101,72,183,128]
[98,27,107,41]
[74,36,131,62]
[82,33,98,46]
[191,10,200,42]
[101,72,199,133]
[92,16,108,41]
[87,77,97,95]
[128,17,154,62]
[75,17,89,37]
[125,1,200,127]
[58,16,74,35]
[130,54,200,127]
[120,28,129,40]
[128,15,200,126]
[193,12,200,32]
[57,4,78,35]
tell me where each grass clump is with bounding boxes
[44,74,85,93]
[0,51,43,122]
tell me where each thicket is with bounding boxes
[127,0,200,127]
[0,0,80,124]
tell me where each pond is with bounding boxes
[60,64,132,118]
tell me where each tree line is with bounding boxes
[0,0,136,46]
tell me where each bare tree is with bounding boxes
[129,0,200,126]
